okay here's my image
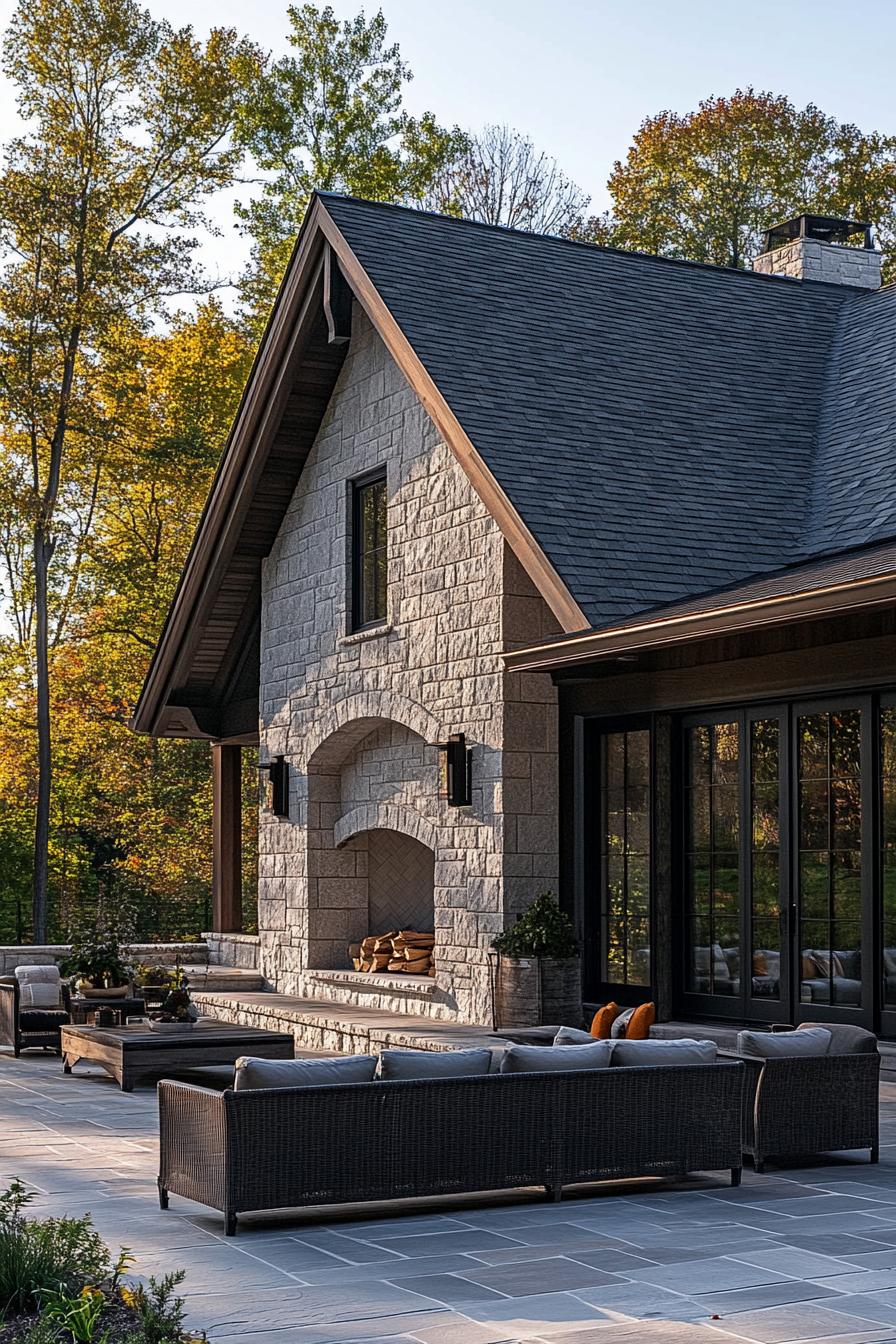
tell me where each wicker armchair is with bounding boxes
[0,969,71,1057]
[734,1024,879,1173]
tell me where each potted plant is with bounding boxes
[491,892,582,1028]
[148,967,197,1032]
[60,925,133,997]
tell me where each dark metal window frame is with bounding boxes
[350,468,388,632]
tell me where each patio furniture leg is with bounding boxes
[754,1159,765,1174]
[158,1185,168,1210]
[871,1144,879,1164]
[225,1212,237,1237]
[731,1167,742,1187]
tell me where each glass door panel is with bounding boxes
[748,715,786,1012]
[683,720,742,1007]
[796,707,866,1018]
[598,728,651,990]
[882,706,896,1020]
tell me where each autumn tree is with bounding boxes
[234,3,466,326]
[0,0,261,940]
[600,89,896,273]
[425,124,591,235]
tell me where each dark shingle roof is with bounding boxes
[321,195,895,630]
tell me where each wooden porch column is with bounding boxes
[212,743,242,933]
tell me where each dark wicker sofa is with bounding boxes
[158,1060,745,1235]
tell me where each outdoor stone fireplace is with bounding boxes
[253,315,561,1025]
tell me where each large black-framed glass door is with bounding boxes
[584,719,653,1005]
[678,707,790,1023]
[675,697,874,1027]
[793,699,873,1029]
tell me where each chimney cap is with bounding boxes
[762,215,874,254]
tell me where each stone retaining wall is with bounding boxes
[0,943,208,974]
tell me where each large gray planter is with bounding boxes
[492,954,582,1028]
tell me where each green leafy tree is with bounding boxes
[598,89,896,275]
[235,3,466,327]
[0,0,262,940]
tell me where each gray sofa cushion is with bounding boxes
[797,1022,877,1054]
[500,1041,613,1073]
[611,1038,717,1067]
[553,1026,595,1045]
[233,1054,377,1091]
[377,1048,492,1080]
[737,1027,831,1059]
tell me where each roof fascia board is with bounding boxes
[316,207,590,636]
[504,571,896,672]
[132,209,330,735]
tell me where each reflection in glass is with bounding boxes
[599,730,651,986]
[685,721,741,996]
[883,708,896,1007]
[798,710,862,1011]
[750,720,782,1004]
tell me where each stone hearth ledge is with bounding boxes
[190,988,505,1056]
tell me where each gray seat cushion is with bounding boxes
[737,1027,832,1058]
[19,1009,69,1033]
[233,1054,376,1091]
[500,1041,613,1073]
[377,1048,492,1080]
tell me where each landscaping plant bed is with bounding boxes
[0,1179,204,1343]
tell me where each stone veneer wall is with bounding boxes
[257,308,561,1025]
[753,238,882,289]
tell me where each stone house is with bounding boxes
[135,202,896,1037]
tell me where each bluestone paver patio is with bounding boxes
[5,1050,896,1343]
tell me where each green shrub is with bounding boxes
[491,892,579,959]
[0,1181,110,1319]
[122,1271,189,1344]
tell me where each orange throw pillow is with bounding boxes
[625,1002,656,1040]
[590,1002,620,1039]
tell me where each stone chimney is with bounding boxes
[753,215,881,289]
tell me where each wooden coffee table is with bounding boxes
[60,1021,294,1091]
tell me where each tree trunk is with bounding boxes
[32,524,52,943]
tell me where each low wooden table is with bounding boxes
[60,1021,294,1091]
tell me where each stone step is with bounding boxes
[190,988,503,1056]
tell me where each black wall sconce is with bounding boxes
[258,755,289,818]
[436,733,472,807]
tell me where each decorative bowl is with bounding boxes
[147,1018,195,1034]
[81,985,130,999]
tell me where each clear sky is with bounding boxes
[0,0,893,290]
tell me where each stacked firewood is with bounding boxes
[350,930,435,977]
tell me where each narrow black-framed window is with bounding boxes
[598,726,652,990]
[351,471,387,630]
